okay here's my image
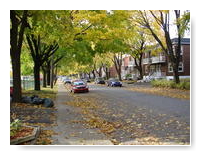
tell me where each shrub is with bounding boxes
[125,74,132,79]
[177,81,190,90]
[151,79,190,90]
[10,119,22,137]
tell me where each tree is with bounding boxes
[10,10,28,102]
[42,54,63,87]
[113,52,123,81]
[125,31,149,80]
[133,10,190,83]
[26,34,59,90]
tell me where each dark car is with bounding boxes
[107,78,122,87]
[81,77,91,83]
[94,77,105,84]
[70,80,89,93]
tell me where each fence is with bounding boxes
[10,79,43,90]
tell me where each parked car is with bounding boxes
[107,78,122,87]
[81,77,91,83]
[94,77,105,84]
[63,78,72,84]
[10,87,13,96]
[70,80,89,93]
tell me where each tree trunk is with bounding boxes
[42,67,47,88]
[98,66,102,77]
[34,63,41,91]
[50,58,54,89]
[87,72,91,79]
[54,65,58,85]
[139,67,143,80]
[113,54,122,81]
[114,61,122,81]
[92,70,96,79]
[117,68,122,81]
[104,67,109,80]
[10,10,28,102]
[47,61,51,86]
[133,53,143,80]
[11,53,22,102]
[173,62,180,83]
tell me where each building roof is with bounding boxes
[171,38,190,45]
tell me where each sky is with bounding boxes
[169,10,190,38]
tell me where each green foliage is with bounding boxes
[21,49,34,75]
[10,119,22,137]
[151,79,190,90]
[177,11,190,37]
[125,74,132,78]
[18,10,190,80]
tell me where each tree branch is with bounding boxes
[74,24,92,37]
[17,10,28,52]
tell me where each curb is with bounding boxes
[10,126,40,145]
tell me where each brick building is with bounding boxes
[112,38,190,81]
[142,38,190,80]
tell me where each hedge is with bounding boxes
[151,79,190,90]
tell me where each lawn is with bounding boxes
[22,86,58,100]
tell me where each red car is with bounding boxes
[70,80,89,93]
[10,87,13,96]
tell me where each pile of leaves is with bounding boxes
[126,86,190,100]
[11,126,34,140]
[66,95,116,135]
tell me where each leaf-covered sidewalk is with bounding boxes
[49,82,113,145]
[10,88,58,145]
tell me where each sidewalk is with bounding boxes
[50,81,113,145]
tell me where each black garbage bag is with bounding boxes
[22,96,32,103]
[43,98,54,107]
[31,95,39,100]
[10,96,12,103]
[32,97,44,105]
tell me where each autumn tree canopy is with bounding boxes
[10,10,190,101]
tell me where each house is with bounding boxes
[142,38,190,81]
[166,38,190,80]
[121,54,140,80]
[119,38,190,81]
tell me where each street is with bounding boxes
[51,82,190,145]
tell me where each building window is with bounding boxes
[145,66,148,74]
[168,63,173,72]
[168,62,184,72]
[155,64,161,72]
[180,45,183,55]
[172,45,183,55]
[178,62,184,72]
[150,65,155,74]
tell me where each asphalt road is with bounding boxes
[70,83,190,144]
